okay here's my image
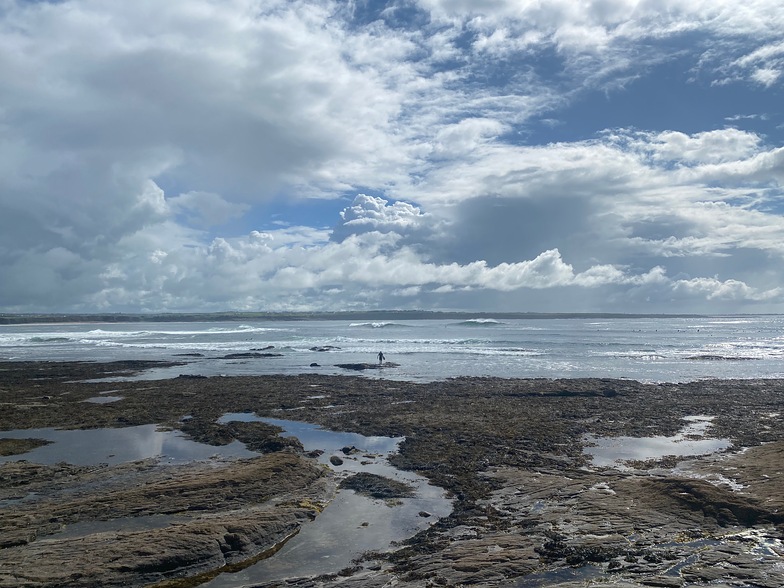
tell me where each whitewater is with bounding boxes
[1,315,783,382]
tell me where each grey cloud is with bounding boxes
[439,195,598,267]
[168,192,249,228]
[1,0,783,313]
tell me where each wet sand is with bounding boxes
[1,360,783,587]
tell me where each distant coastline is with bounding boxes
[0,310,715,325]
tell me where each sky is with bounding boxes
[1,0,784,314]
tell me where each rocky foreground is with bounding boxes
[1,360,783,587]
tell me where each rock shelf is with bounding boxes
[1,361,783,587]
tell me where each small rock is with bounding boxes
[330,455,344,466]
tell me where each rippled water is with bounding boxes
[204,416,452,586]
[2,315,784,382]
[0,424,256,465]
[583,416,732,469]
[1,414,452,585]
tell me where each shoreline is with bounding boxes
[0,310,714,326]
[1,360,783,587]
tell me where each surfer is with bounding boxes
[377,351,385,365]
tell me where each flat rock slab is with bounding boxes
[2,362,784,588]
[0,454,333,587]
[334,362,399,370]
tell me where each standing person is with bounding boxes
[377,351,385,365]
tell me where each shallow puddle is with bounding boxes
[204,415,453,587]
[52,514,187,540]
[510,564,605,586]
[583,415,731,468]
[82,395,124,404]
[1,415,452,585]
[0,424,256,465]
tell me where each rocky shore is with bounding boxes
[1,360,783,587]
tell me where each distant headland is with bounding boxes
[0,310,708,325]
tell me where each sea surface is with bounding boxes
[2,315,783,382]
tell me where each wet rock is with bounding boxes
[3,363,784,588]
[686,354,757,361]
[339,473,415,499]
[334,363,399,371]
[0,453,333,587]
[330,455,344,466]
[178,420,303,454]
[0,437,52,456]
[639,477,784,526]
[221,352,283,359]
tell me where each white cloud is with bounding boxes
[672,277,783,302]
[331,194,440,244]
[638,129,763,165]
[724,40,784,86]
[431,118,507,160]
[1,0,783,313]
[751,67,781,87]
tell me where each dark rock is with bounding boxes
[329,455,344,466]
[641,478,784,526]
[334,362,399,371]
[310,346,341,352]
[338,472,415,499]
[5,363,784,588]
[0,437,52,456]
[310,363,320,367]
[685,354,757,361]
[177,374,207,379]
[221,352,283,359]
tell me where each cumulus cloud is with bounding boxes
[672,277,783,302]
[1,0,783,313]
[331,194,441,246]
[636,129,764,165]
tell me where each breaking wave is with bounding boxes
[452,318,504,326]
[348,322,409,328]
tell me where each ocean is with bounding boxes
[2,315,783,383]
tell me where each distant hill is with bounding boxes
[0,310,706,325]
